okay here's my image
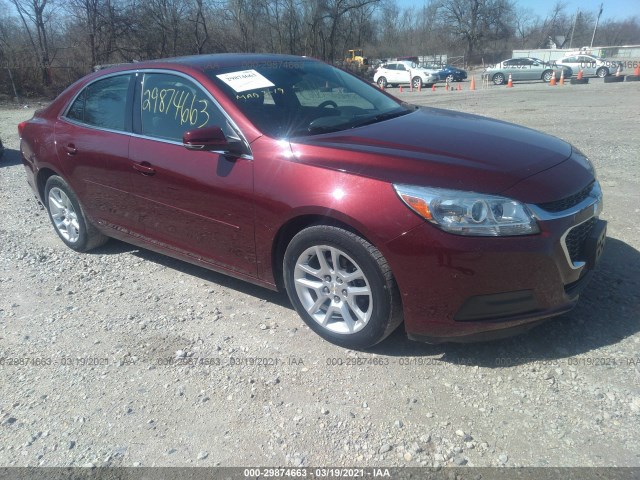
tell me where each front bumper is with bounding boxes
[384,182,605,343]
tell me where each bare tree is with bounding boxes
[188,0,210,54]
[9,0,55,85]
[437,0,514,59]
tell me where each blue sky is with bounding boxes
[397,0,640,21]
[516,0,640,21]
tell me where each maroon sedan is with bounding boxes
[19,54,606,348]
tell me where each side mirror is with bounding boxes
[183,126,229,151]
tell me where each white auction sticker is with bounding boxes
[216,69,275,93]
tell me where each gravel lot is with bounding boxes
[1,78,639,470]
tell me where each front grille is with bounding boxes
[538,181,594,213]
[565,217,597,263]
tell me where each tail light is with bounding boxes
[18,121,27,138]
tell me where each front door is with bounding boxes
[128,72,256,276]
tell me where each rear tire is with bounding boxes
[283,225,403,348]
[376,77,387,88]
[596,67,609,78]
[44,176,108,252]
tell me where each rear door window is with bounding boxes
[65,75,132,131]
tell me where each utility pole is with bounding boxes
[569,9,579,49]
[590,3,603,48]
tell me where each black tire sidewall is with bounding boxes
[283,227,395,349]
[44,176,90,251]
[493,73,504,85]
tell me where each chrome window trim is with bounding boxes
[137,69,251,154]
[59,68,253,159]
[61,71,134,132]
[127,131,253,160]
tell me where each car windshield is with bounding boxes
[206,60,411,138]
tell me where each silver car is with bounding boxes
[373,61,439,89]
[554,54,622,77]
[485,58,572,85]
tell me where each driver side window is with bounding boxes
[140,73,233,142]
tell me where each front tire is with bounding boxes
[283,226,402,348]
[376,76,387,88]
[44,176,108,252]
[596,67,609,78]
[492,73,505,85]
[412,76,423,89]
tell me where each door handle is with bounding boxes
[65,144,77,155]
[133,162,156,176]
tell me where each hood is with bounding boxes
[290,107,573,194]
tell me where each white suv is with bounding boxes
[555,54,622,77]
[373,61,439,89]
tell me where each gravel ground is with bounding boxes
[0,79,639,469]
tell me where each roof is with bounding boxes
[143,53,314,70]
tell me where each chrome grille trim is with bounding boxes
[527,181,602,221]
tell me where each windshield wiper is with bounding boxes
[348,108,414,129]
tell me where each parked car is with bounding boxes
[554,54,622,77]
[426,64,468,82]
[373,61,439,89]
[19,53,605,348]
[485,58,572,85]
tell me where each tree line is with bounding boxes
[0,0,638,98]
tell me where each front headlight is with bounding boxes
[394,184,539,236]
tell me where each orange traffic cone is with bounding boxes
[559,69,565,86]
[432,83,436,92]
[577,69,583,80]
[470,76,476,90]
[399,85,403,92]
[635,63,640,76]
[616,65,621,76]
[507,73,513,87]
[418,82,421,92]
[549,72,556,86]
[457,84,462,91]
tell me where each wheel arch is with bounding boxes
[36,167,61,203]
[271,213,375,292]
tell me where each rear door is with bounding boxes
[579,56,598,75]
[560,56,579,74]
[395,63,410,84]
[383,63,397,83]
[128,71,256,275]
[501,59,519,80]
[55,73,142,234]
